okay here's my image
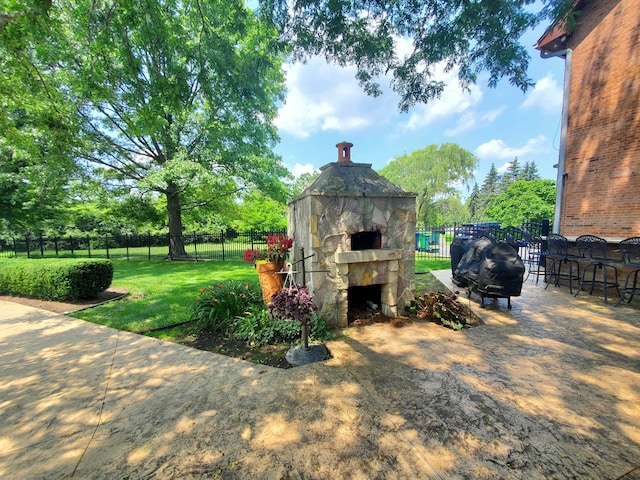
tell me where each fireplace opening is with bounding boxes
[351,230,382,250]
[348,285,382,322]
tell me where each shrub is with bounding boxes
[191,281,262,334]
[235,308,301,346]
[0,258,113,301]
[235,309,333,347]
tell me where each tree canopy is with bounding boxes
[259,0,577,111]
[1,0,575,241]
[1,0,289,256]
[485,179,556,226]
[378,143,477,226]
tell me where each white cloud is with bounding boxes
[445,107,505,136]
[398,66,483,131]
[291,162,316,177]
[521,73,563,113]
[475,135,548,160]
[275,57,396,138]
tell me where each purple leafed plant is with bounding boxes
[268,284,318,327]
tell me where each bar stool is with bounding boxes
[616,237,640,307]
[574,234,620,303]
[523,233,545,284]
[545,234,581,293]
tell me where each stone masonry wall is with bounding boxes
[288,193,416,327]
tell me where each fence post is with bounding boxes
[54,237,59,256]
[39,234,44,257]
[13,237,17,258]
[148,233,152,261]
[193,232,198,261]
[542,219,550,237]
[221,230,225,261]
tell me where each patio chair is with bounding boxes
[523,232,545,284]
[545,234,581,294]
[574,234,620,303]
[616,236,640,307]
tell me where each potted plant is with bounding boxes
[268,284,329,365]
[244,234,293,304]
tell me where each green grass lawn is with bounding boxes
[72,259,258,331]
[415,258,450,273]
[71,258,452,332]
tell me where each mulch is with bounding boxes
[0,287,129,314]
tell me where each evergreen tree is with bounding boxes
[500,157,522,191]
[481,163,502,196]
[467,183,482,220]
[522,161,541,180]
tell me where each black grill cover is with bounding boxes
[454,237,525,297]
[450,235,472,285]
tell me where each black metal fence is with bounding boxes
[0,230,287,261]
[0,221,550,262]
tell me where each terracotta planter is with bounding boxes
[256,261,285,304]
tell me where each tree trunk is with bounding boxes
[166,182,189,259]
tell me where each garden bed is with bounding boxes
[1,271,480,369]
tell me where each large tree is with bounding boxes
[1,1,79,234]
[379,143,477,226]
[259,0,577,111]
[485,179,556,227]
[1,0,288,257]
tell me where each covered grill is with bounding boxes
[453,236,525,309]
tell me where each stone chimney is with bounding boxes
[336,141,353,164]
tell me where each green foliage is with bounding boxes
[233,189,288,232]
[234,308,300,346]
[2,0,289,257]
[191,281,263,334]
[412,291,473,331]
[289,171,320,199]
[379,143,477,227]
[260,0,575,111]
[485,179,556,226]
[0,0,80,234]
[0,258,113,301]
[73,260,258,332]
[470,159,544,221]
[235,309,333,347]
[268,285,318,326]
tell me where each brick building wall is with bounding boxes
[560,0,640,239]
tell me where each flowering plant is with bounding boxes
[268,284,318,326]
[243,234,293,265]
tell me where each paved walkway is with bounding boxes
[0,272,639,479]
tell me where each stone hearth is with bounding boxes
[288,142,417,327]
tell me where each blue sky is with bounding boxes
[273,23,566,196]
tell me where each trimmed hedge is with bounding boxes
[0,258,114,301]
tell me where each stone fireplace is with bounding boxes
[288,142,417,327]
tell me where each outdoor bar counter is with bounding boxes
[545,235,639,302]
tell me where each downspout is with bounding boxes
[541,48,572,234]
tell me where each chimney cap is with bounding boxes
[336,141,353,164]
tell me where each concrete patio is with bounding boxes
[0,271,639,479]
